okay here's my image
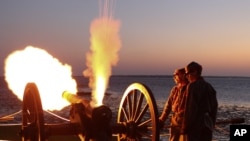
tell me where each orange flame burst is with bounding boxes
[83,5,121,107]
[4,46,77,111]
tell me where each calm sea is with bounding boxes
[75,75,250,108]
[1,75,250,109]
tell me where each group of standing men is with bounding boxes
[159,61,218,141]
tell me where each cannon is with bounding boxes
[20,82,159,141]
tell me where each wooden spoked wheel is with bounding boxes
[22,83,46,141]
[117,83,159,141]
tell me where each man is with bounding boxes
[182,61,218,141]
[159,68,188,141]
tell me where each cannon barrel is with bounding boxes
[62,91,90,108]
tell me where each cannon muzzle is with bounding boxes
[62,91,90,108]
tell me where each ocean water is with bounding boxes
[75,75,250,108]
[1,75,249,108]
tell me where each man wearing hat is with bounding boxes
[159,68,188,141]
[181,61,218,141]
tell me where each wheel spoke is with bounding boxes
[121,107,129,122]
[132,90,137,120]
[133,92,143,121]
[138,118,152,127]
[135,104,148,124]
[126,94,132,120]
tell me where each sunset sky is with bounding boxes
[1,0,250,77]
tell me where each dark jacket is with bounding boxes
[183,78,218,133]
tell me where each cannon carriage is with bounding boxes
[19,82,160,141]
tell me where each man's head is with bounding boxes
[185,61,202,82]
